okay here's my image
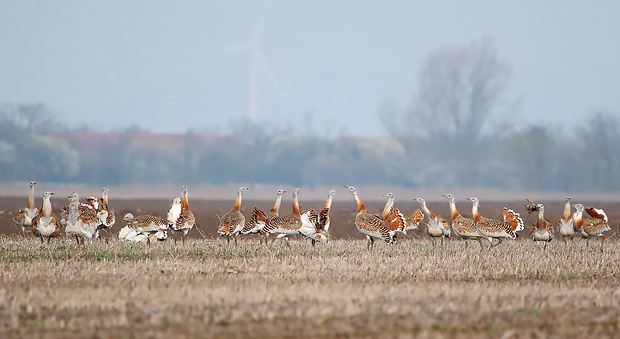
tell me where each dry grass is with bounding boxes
[0,235,618,338]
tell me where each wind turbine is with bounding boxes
[197,0,285,123]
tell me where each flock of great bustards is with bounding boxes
[11,181,612,251]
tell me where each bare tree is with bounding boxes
[383,37,513,141]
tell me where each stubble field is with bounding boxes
[0,197,619,338]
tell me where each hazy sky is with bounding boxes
[1,1,619,136]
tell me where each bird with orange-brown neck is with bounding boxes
[529,203,554,250]
[466,197,523,248]
[170,186,196,244]
[344,186,392,251]
[572,203,611,252]
[257,188,303,250]
[13,181,39,236]
[217,186,250,245]
[442,194,483,249]
[32,192,62,245]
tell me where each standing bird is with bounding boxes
[240,189,286,237]
[442,194,483,249]
[557,197,576,244]
[414,198,450,247]
[573,203,611,252]
[300,189,335,246]
[466,197,524,248]
[529,203,554,250]
[257,188,303,249]
[96,187,115,238]
[344,186,392,251]
[170,186,196,244]
[32,192,62,245]
[13,181,39,236]
[217,187,250,245]
[64,192,100,246]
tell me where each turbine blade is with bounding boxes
[252,0,274,41]
[253,46,285,97]
[193,43,252,56]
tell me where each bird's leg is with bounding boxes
[366,235,371,251]
[600,236,605,253]
[226,236,230,245]
[431,237,436,247]
[311,239,316,248]
[234,236,238,246]
[477,238,484,251]
[544,242,547,251]
[39,236,44,244]
[464,240,469,249]
[285,237,292,251]
[562,236,567,245]
[490,238,502,248]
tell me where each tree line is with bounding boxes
[1,37,617,191]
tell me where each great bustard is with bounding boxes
[344,186,392,251]
[529,203,554,250]
[572,203,611,252]
[32,192,62,245]
[257,188,303,250]
[64,192,100,246]
[240,189,286,239]
[121,213,169,244]
[96,187,115,239]
[415,197,450,247]
[466,197,524,248]
[300,189,335,246]
[556,197,576,244]
[217,186,250,245]
[13,181,39,236]
[442,194,483,249]
[169,186,196,244]
[381,193,407,243]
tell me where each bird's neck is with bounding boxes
[448,200,460,221]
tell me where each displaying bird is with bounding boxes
[466,197,524,248]
[572,203,611,252]
[96,187,115,238]
[442,194,483,249]
[556,197,576,244]
[13,181,39,236]
[167,197,182,227]
[344,186,392,251]
[122,213,169,244]
[257,188,303,250]
[299,189,335,246]
[529,203,554,250]
[415,197,450,247]
[64,192,100,246]
[32,192,62,245]
[404,208,424,234]
[217,186,250,244]
[381,193,407,242]
[240,189,286,238]
[169,186,196,244]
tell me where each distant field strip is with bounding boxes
[0,236,618,338]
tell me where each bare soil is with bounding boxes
[0,197,619,338]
